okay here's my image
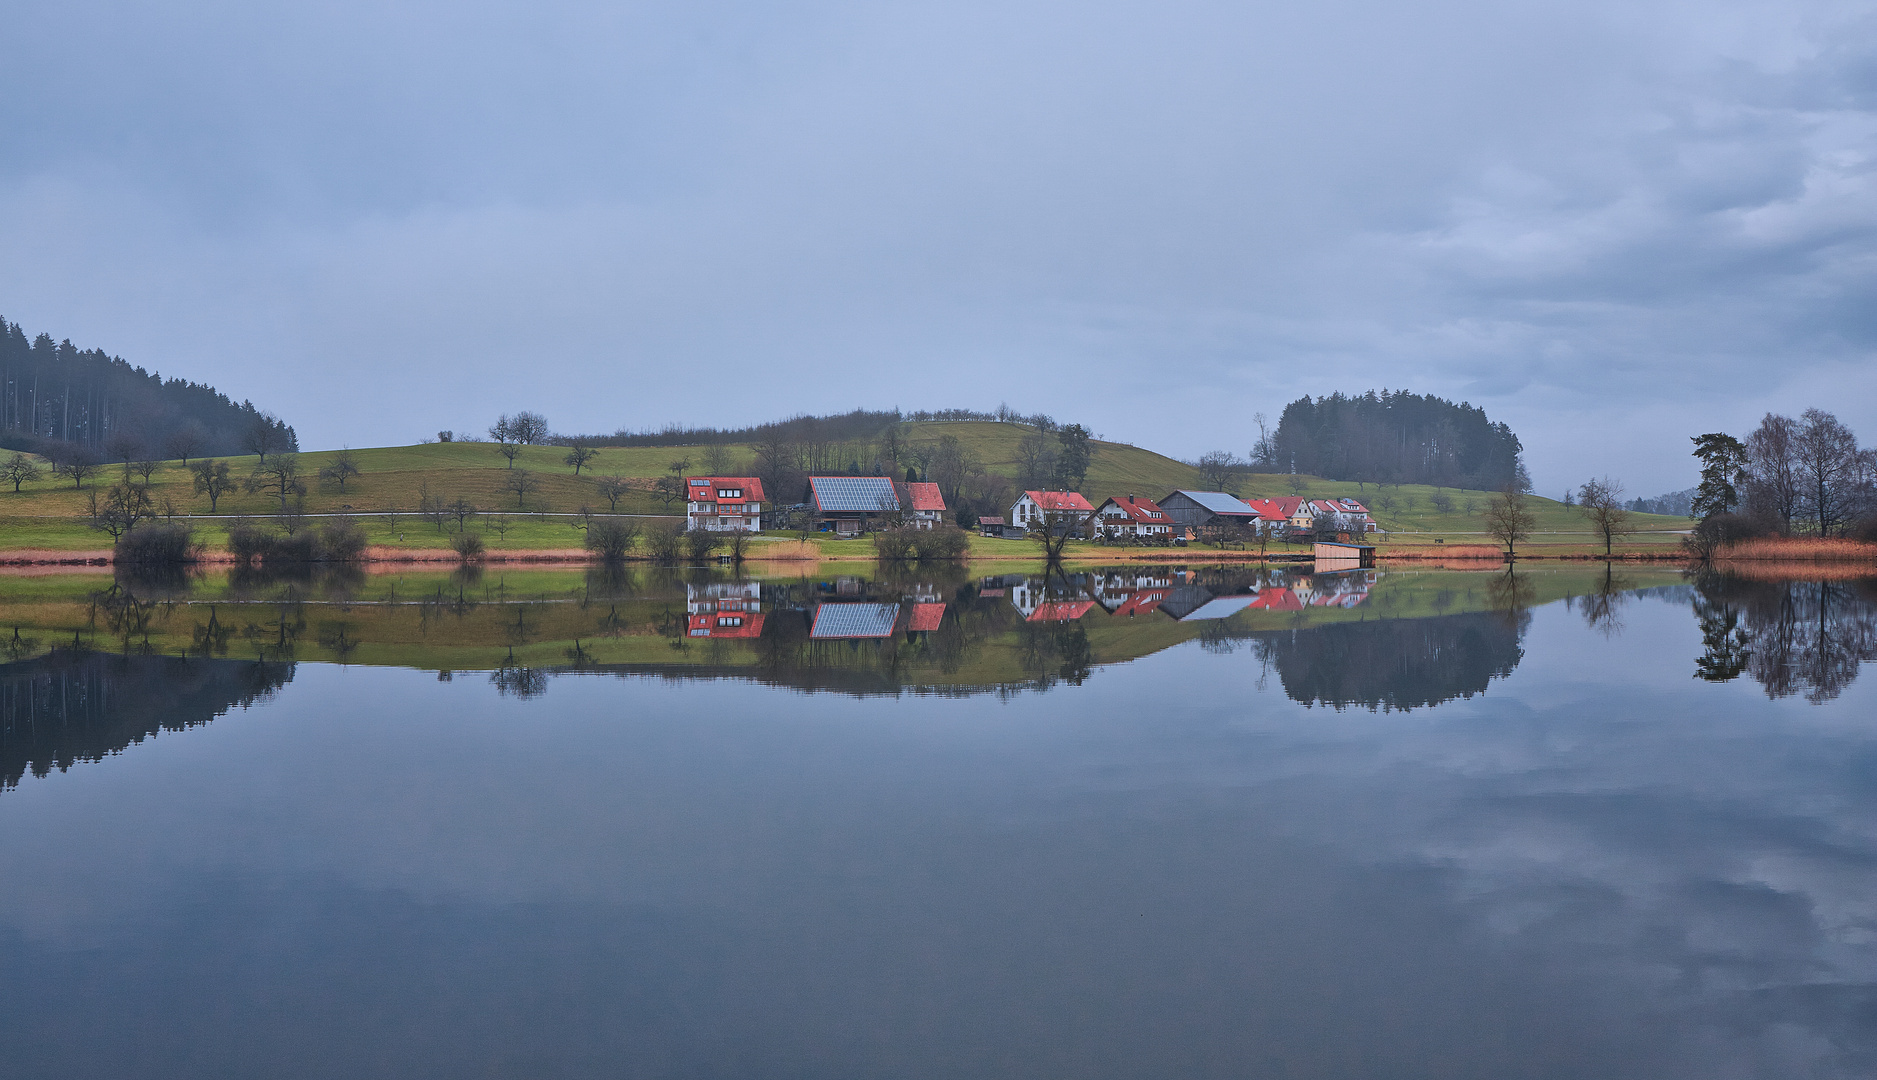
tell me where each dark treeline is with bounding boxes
[0,316,296,462]
[0,649,295,790]
[1251,610,1527,710]
[585,408,1022,449]
[1689,409,1876,539]
[1266,391,1526,490]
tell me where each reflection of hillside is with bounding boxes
[0,651,295,790]
[1691,574,1877,703]
[1252,610,1528,711]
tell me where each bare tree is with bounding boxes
[1014,433,1057,489]
[505,469,539,510]
[1485,484,1536,560]
[320,448,362,491]
[1793,408,1863,536]
[1250,412,1277,469]
[700,443,735,474]
[130,459,160,485]
[653,459,691,510]
[1747,413,1801,534]
[241,415,289,463]
[1197,450,1241,491]
[1576,476,1632,557]
[247,453,307,511]
[1430,490,1454,515]
[595,475,631,512]
[52,453,101,490]
[192,459,235,511]
[85,483,155,539]
[487,514,514,544]
[164,421,208,465]
[446,497,479,532]
[509,411,550,444]
[496,441,522,468]
[563,439,599,476]
[104,430,143,471]
[2,452,41,492]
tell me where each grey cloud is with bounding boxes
[2,0,1873,492]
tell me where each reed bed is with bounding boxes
[1714,538,1877,563]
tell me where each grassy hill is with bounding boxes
[0,430,1692,554]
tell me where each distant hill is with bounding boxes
[0,317,296,462]
[898,420,1203,500]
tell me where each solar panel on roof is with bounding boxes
[811,603,900,638]
[811,476,899,513]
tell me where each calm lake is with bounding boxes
[1,563,1874,1078]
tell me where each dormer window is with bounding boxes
[717,488,741,499]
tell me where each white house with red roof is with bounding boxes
[1092,494,1173,540]
[900,481,947,529]
[1009,490,1096,536]
[686,476,766,532]
[1308,498,1379,533]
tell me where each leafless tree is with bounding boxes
[653,459,691,510]
[700,443,735,474]
[52,453,101,490]
[1576,476,1632,557]
[1485,484,1536,560]
[192,459,234,511]
[247,453,307,511]
[563,440,599,476]
[594,475,631,512]
[505,469,539,510]
[1197,450,1241,491]
[85,483,155,539]
[164,421,208,464]
[509,411,550,444]
[130,459,160,485]
[104,430,143,470]
[1747,412,1802,534]
[1430,490,1454,515]
[320,448,362,491]
[495,441,522,468]
[446,497,479,532]
[1793,408,1864,536]
[3,452,41,492]
[487,514,514,544]
[241,415,289,463]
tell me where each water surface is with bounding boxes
[1,565,1873,1078]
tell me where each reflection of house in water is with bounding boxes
[808,600,949,639]
[1005,574,1097,623]
[1088,571,1174,615]
[686,582,767,638]
[1293,571,1376,609]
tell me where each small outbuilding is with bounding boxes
[1312,541,1377,569]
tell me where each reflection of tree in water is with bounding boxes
[1691,573,1877,703]
[0,650,294,789]
[490,650,549,698]
[1017,622,1093,688]
[1571,564,1631,639]
[1252,610,1528,711]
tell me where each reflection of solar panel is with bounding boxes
[811,476,898,513]
[811,603,900,638]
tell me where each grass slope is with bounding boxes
[0,432,1691,553]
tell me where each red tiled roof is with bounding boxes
[1242,498,1295,522]
[908,603,946,632]
[1098,495,1170,523]
[905,482,946,512]
[1023,490,1095,513]
[685,477,766,504]
[1028,600,1095,622]
[1310,498,1370,516]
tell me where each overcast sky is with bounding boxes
[3,0,1874,494]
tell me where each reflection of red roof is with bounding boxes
[1027,600,1095,622]
[908,603,946,632]
[1246,588,1302,611]
[686,612,767,638]
[1023,491,1095,513]
[1114,589,1170,617]
[905,482,946,512]
[1098,496,1170,523]
[685,477,766,504]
